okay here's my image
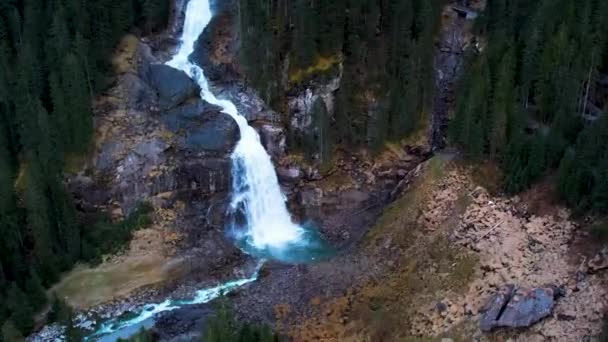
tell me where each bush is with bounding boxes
[82,202,153,264]
[204,299,279,342]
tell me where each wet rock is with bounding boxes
[480,284,559,332]
[164,98,222,120]
[161,106,240,154]
[587,247,608,274]
[185,113,239,153]
[288,74,341,138]
[277,166,302,184]
[145,64,200,110]
[27,324,66,341]
[255,122,286,159]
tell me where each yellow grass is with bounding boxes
[289,55,342,84]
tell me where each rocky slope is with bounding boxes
[285,156,607,341]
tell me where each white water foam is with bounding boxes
[91,266,260,340]
[166,0,304,250]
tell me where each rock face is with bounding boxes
[287,73,342,141]
[68,35,247,295]
[145,64,200,110]
[480,284,561,332]
[431,3,479,149]
[161,100,240,154]
[588,247,608,274]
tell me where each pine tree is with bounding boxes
[61,53,92,152]
[6,284,33,335]
[45,3,70,72]
[25,156,58,282]
[490,47,515,158]
[25,271,47,311]
[292,0,318,68]
[49,295,71,324]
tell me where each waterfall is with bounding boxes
[166,0,304,250]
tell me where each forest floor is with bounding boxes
[283,154,608,341]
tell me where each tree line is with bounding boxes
[237,0,445,162]
[0,0,167,338]
[449,0,608,213]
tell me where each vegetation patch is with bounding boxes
[288,55,342,85]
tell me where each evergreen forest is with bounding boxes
[237,0,445,154]
[449,0,608,214]
[0,0,167,337]
[238,0,608,214]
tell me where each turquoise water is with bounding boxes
[234,221,335,264]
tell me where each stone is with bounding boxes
[254,122,286,159]
[185,113,240,153]
[557,309,576,321]
[277,166,302,184]
[161,105,240,154]
[587,247,608,274]
[145,64,200,110]
[480,284,559,332]
[164,99,222,121]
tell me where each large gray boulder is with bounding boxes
[146,64,200,110]
[480,284,563,332]
[160,100,240,154]
[185,112,240,153]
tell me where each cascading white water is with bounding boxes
[166,0,304,250]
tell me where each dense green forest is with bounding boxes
[239,0,608,215]
[237,0,445,157]
[0,0,167,337]
[449,0,608,212]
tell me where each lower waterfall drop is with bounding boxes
[166,0,305,251]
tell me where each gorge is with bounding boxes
[0,0,606,341]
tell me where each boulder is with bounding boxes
[164,99,222,121]
[480,284,562,332]
[255,122,286,159]
[160,101,240,154]
[145,64,200,110]
[184,112,240,153]
[277,166,302,184]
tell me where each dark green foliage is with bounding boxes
[237,0,444,153]
[589,223,608,242]
[557,111,608,213]
[600,316,608,342]
[83,202,154,265]
[204,300,279,342]
[6,284,33,335]
[1,319,24,342]
[0,0,168,335]
[25,271,47,311]
[48,295,71,325]
[449,0,608,212]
